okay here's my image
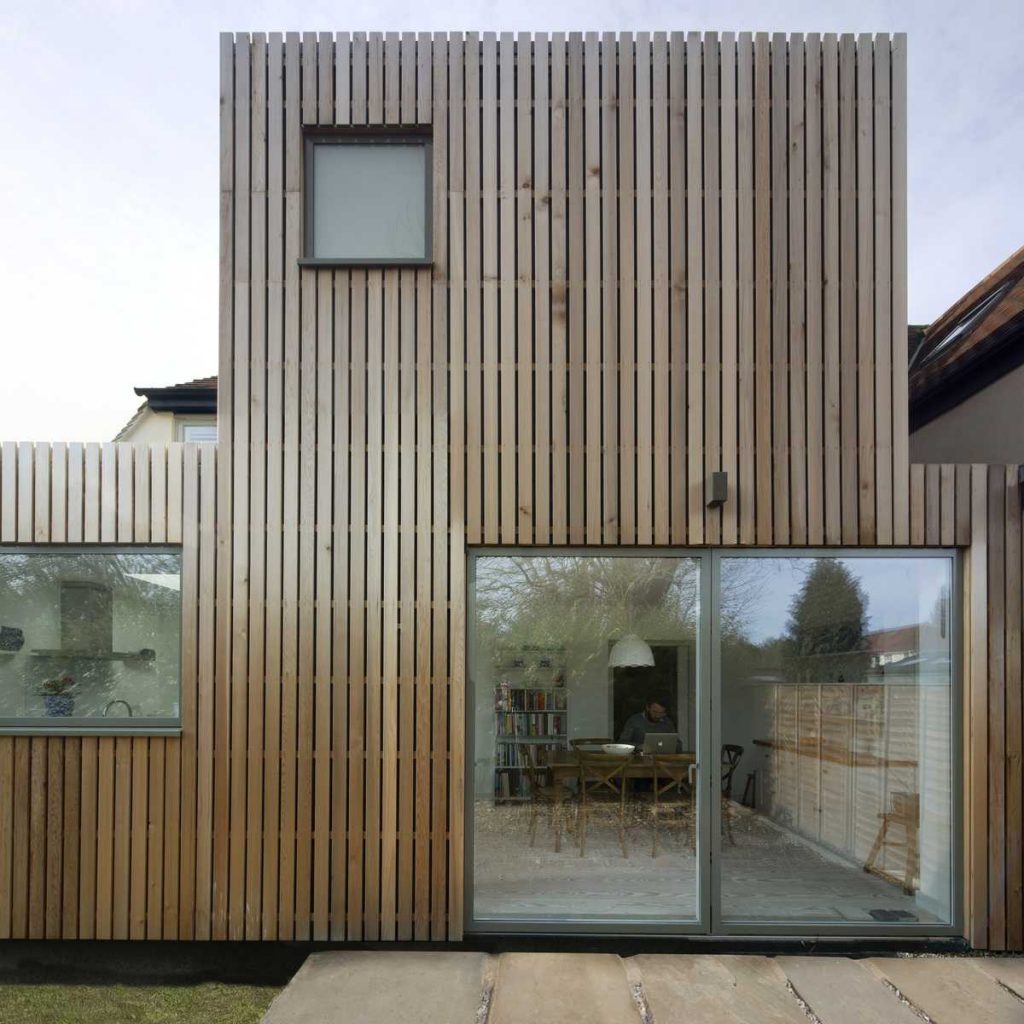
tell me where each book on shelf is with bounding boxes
[492,674,570,800]
[494,684,568,713]
[494,738,566,769]
[496,711,566,737]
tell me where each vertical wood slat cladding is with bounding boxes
[210,30,1020,946]
[225,30,457,945]
[1,447,1021,946]
[0,442,216,942]
[1,34,1021,949]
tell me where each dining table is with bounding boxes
[543,747,697,813]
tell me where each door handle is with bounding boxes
[688,762,698,786]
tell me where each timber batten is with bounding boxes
[0,32,1020,948]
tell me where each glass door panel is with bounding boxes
[469,553,705,928]
[717,554,955,928]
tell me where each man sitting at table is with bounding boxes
[619,695,680,751]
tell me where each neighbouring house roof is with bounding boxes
[909,244,1024,431]
[866,624,919,655]
[134,376,218,414]
[908,323,929,353]
[114,377,218,440]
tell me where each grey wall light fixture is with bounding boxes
[706,471,728,509]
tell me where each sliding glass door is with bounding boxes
[714,552,958,933]
[468,552,708,930]
[467,549,959,936]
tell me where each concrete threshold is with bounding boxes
[262,950,1024,1024]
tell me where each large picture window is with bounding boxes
[0,548,182,733]
[718,553,956,928]
[469,553,704,927]
[303,134,431,264]
[468,548,958,936]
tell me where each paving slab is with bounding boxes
[867,956,1024,1024]
[261,950,490,1024]
[967,957,1024,1000]
[777,956,920,1024]
[487,952,639,1024]
[630,954,805,1024]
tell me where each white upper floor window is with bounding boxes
[179,422,217,443]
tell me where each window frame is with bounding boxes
[177,418,217,443]
[708,547,962,939]
[465,545,962,940]
[0,544,184,736]
[299,130,433,267]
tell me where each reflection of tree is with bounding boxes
[719,559,776,646]
[0,552,179,601]
[719,559,805,684]
[475,557,699,681]
[782,559,870,683]
[0,553,180,648]
[722,633,788,684]
[0,553,181,717]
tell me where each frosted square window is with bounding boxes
[306,135,430,263]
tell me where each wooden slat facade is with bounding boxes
[0,441,214,940]
[0,448,1019,946]
[0,32,1021,948]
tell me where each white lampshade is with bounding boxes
[608,633,655,668]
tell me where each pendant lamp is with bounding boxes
[608,632,655,668]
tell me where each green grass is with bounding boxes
[0,981,279,1024]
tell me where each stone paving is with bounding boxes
[262,950,1024,1024]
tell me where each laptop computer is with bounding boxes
[643,733,680,754]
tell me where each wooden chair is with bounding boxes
[521,743,574,853]
[643,753,696,856]
[721,744,744,845]
[864,791,920,894]
[575,750,631,858]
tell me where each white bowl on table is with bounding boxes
[601,743,635,756]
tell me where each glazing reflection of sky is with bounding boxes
[723,557,953,645]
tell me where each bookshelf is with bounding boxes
[493,647,569,803]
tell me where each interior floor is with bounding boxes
[472,799,943,926]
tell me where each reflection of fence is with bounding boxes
[757,681,950,888]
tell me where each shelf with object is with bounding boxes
[493,679,569,803]
[492,645,567,682]
[30,649,157,664]
[496,708,568,737]
[494,737,566,802]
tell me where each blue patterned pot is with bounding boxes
[44,695,74,717]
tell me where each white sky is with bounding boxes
[1,0,1021,441]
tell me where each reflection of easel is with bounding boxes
[864,791,919,894]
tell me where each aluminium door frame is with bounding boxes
[463,546,962,940]
[708,547,963,939]
[464,546,714,936]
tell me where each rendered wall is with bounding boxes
[911,362,1024,465]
